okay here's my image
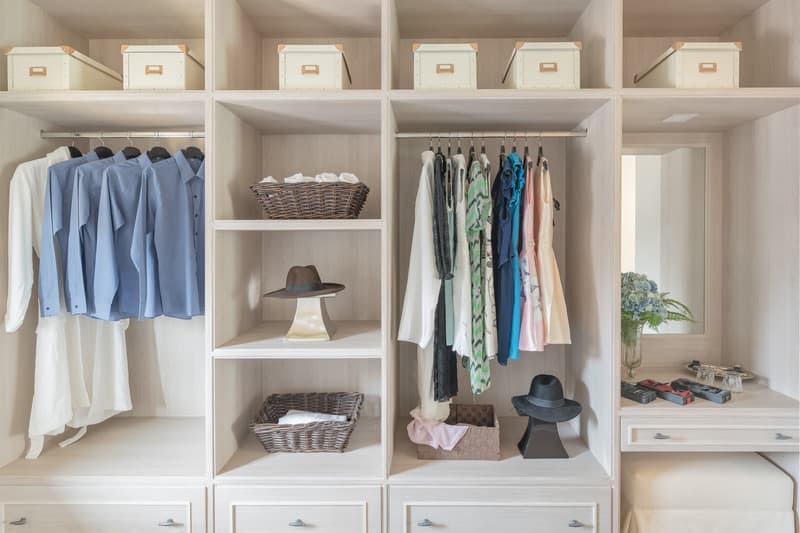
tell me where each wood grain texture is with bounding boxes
[723,104,799,400]
[237,0,381,38]
[213,0,261,89]
[568,0,615,89]
[623,0,772,37]
[213,358,263,475]
[213,102,262,220]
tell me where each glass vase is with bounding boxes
[621,321,644,380]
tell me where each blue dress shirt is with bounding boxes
[39,151,99,317]
[67,151,128,318]
[132,150,205,319]
[94,153,155,320]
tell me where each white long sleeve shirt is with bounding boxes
[5,148,131,458]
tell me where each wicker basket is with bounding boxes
[416,404,500,460]
[249,182,370,219]
[251,392,364,453]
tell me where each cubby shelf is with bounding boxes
[213,320,383,359]
[213,219,383,232]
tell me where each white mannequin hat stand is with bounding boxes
[285,294,337,341]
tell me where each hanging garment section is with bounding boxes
[399,131,574,425]
[4,133,205,459]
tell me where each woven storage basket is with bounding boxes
[249,182,369,219]
[251,392,364,453]
[416,404,500,460]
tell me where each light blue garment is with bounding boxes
[132,150,205,319]
[38,151,99,317]
[94,153,156,320]
[67,151,128,318]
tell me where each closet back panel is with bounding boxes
[213,0,261,90]
[393,137,567,418]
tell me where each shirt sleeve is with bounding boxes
[66,169,89,315]
[38,169,63,317]
[4,166,34,331]
[93,170,119,320]
[132,168,159,318]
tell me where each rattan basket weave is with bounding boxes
[251,392,364,453]
[249,182,370,219]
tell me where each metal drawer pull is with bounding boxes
[158,518,179,527]
[776,433,793,440]
[653,432,671,440]
[9,518,27,526]
[698,62,718,73]
[301,64,320,75]
[436,63,455,74]
[145,64,164,75]
[288,519,307,527]
[569,519,585,528]
[417,518,434,527]
[539,62,559,72]
[29,66,47,76]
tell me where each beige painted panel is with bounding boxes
[213,231,263,348]
[568,0,614,89]
[213,0,261,89]
[214,103,263,220]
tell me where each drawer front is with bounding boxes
[516,50,580,89]
[406,503,595,532]
[622,417,800,452]
[677,50,739,88]
[3,502,188,532]
[215,485,381,533]
[125,53,188,90]
[281,53,344,90]
[9,54,68,90]
[415,52,477,89]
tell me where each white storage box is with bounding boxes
[5,46,122,91]
[278,44,352,90]
[121,44,204,90]
[413,43,478,90]
[502,41,581,89]
[634,41,741,88]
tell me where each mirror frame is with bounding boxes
[621,133,722,367]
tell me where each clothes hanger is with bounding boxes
[435,135,442,156]
[456,137,462,155]
[182,145,204,160]
[122,133,141,160]
[511,135,517,153]
[429,133,434,152]
[447,134,452,157]
[480,134,486,155]
[68,138,82,158]
[93,134,113,159]
[147,132,171,161]
[469,133,476,159]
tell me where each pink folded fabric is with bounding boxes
[407,415,469,451]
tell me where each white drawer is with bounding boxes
[0,485,205,533]
[390,486,610,533]
[214,485,381,533]
[621,416,800,452]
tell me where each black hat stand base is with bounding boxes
[517,417,569,459]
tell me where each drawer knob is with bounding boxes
[653,432,671,440]
[289,519,307,527]
[9,517,27,526]
[417,518,434,527]
[776,433,793,441]
[158,518,179,527]
[569,520,585,528]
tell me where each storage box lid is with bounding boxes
[5,45,122,81]
[502,41,582,83]
[121,44,204,68]
[633,41,742,84]
[413,42,479,54]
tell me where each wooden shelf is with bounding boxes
[620,367,800,417]
[214,219,383,232]
[217,417,383,482]
[213,321,383,358]
[0,417,205,484]
[390,417,610,486]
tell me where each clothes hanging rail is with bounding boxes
[40,130,205,139]
[395,130,587,139]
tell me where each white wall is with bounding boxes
[633,155,662,285]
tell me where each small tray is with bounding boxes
[684,360,755,381]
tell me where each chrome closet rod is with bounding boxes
[40,130,205,139]
[394,130,587,139]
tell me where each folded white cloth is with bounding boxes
[315,172,339,182]
[284,173,315,183]
[338,172,360,184]
[259,176,278,183]
[278,409,348,425]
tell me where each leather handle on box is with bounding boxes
[436,63,455,74]
[698,62,718,73]
[301,64,320,75]
[145,64,164,75]
[29,66,47,77]
[539,62,558,73]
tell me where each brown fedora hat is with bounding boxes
[263,265,345,299]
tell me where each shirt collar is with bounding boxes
[112,151,128,164]
[136,153,154,168]
[47,146,72,167]
[174,149,205,184]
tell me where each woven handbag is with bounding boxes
[249,182,369,219]
[251,392,364,453]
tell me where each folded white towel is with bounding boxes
[259,176,278,183]
[315,172,339,183]
[284,173,315,184]
[338,172,360,184]
[278,409,348,425]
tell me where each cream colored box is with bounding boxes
[5,46,122,91]
[634,41,741,88]
[503,41,581,89]
[413,42,478,90]
[121,44,204,90]
[278,44,352,90]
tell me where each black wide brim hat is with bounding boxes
[512,374,583,423]
[263,265,346,299]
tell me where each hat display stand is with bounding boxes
[285,294,337,341]
[517,417,569,459]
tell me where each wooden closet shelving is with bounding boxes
[0,0,797,531]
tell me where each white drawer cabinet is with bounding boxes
[390,486,611,533]
[214,485,382,533]
[0,485,205,532]
[621,416,800,452]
